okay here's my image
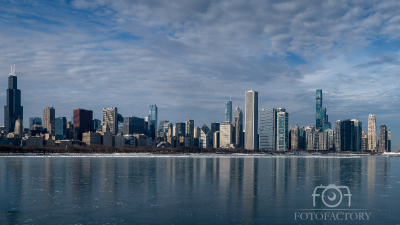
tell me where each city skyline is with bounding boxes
[1,1,399,149]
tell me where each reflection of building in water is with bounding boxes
[219,158,231,210]
[243,158,255,218]
[199,158,206,191]
[366,157,376,206]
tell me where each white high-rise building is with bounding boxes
[103,107,118,135]
[245,90,258,150]
[368,114,377,151]
[219,122,233,148]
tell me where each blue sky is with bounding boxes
[1,0,400,150]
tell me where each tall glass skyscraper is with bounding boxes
[55,117,67,140]
[315,89,330,131]
[245,90,258,150]
[276,108,288,151]
[148,104,157,139]
[225,100,232,124]
[259,108,276,150]
[4,65,23,134]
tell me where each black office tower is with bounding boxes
[4,65,23,134]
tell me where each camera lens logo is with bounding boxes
[312,184,352,208]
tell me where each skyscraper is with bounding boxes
[387,130,391,152]
[185,119,194,146]
[276,108,289,151]
[352,119,362,152]
[335,119,362,152]
[55,117,67,140]
[73,109,93,141]
[368,114,377,151]
[225,100,232,124]
[43,105,55,135]
[4,65,23,134]
[219,122,233,147]
[245,90,258,150]
[362,131,368,151]
[123,116,145,135]
[335,120,342,151]
[233,104,243,148]
[103,107,117,135]
[185,119,194,137]
[290,125,300,150]
[259,108,276,150]
[200,124,211,148]
[148,104,157,139]
[315,89,330,131]
[379,125,387,152]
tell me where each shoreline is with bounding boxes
[0,152,397,158]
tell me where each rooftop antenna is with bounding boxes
[51,102,53,107]
[230,94,231,101]
[13,64,15,76]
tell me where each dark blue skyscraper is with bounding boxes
[55,117,67,140]
[148,104,157,139]
[4,65,23,134]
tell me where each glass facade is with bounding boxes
[316,89,329,131]
[276,108,288,151]
[338,119,361,152]
[92,119,101,131]
[148,105,157,139]
[175,122,185,137]
[4,67,23,134]
[225,101,232,123]
[55,117,67,140]
[123,116,145,135]
[29,117,42,129]
[259,108,275,150]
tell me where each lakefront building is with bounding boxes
[276,108,289,151]
[233,104,243,148]
[368,114,377,151]
[245,90,258,150]
[103,107,118,135]
[225,100,232,124]
[148,104,157,139]
[259,108,276,150]
[43,105,55,135]
[4,65,23,134]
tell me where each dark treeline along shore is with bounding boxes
[0,145,380,155]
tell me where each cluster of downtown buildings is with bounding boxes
[0,66,392,152]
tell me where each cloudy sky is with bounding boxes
[1,0,400,149]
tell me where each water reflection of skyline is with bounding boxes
[0,156,396,224]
